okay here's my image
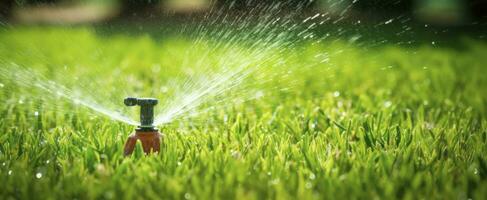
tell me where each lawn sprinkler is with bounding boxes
[123,97,162,156]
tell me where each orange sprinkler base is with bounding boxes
[123,130,162,156]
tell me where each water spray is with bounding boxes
[123,97,162,156]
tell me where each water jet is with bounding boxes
[123,97,162,156]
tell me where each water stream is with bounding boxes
[0,0,417,127]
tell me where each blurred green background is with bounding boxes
[1,0,487,25]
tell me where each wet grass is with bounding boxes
[0,26,487,199]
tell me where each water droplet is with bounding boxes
[431,41,436,45]
[96,164,106,175]
[34,111,39,116]
[46,160,50,164]
[255,91,265,99]
[333,91,340,97]
[384,19,393,24]
[184,193,191,200]
[305,182,313,189]
[231,150,241,159]
[384,101,392,108]
[309,173,316,180]
[8,170,12,175]
[18,99,24,104]
[160,86,169,93]
[0,83,4,88]
[310,13,320,20]
[349,35,361,43]
[424,122,435,130]
[36,172,42,179]
[177,161,182,166]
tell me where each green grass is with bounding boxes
[0,26,486,199]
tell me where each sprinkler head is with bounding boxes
[124,97,158,130]
[123,97,162,156]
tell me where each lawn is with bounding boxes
[0,24,486,199]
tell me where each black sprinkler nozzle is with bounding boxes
[123,97,162,156]
[124,97,158,130]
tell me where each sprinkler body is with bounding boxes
[123,97,163,156]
